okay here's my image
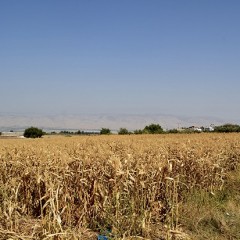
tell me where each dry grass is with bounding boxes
[0,133,240,239]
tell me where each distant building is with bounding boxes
[188,126,202,132]
[203,126,214,132]
[1,131,24,137]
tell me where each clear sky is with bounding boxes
[1,1,240,121]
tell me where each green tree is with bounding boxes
[167,128,179,134]
[100,128,111,135]
[134,129,143,134]
[118,128,129,135]
[76,130,84,135]
[214,124,240,133]
[24,127,44,138]
[143,123,164,134]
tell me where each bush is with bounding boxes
[143,123,164,134]
[167,128,179,134]
[75,130,84,135]
[134,129,143,134]
[118,128,130,135]
[100,128,111,135]
[24,127,44,138]
[214,124,240,133]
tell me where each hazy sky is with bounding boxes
[1,1,240,121]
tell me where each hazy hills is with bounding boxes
[0,113,229,132]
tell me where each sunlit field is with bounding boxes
[0,134,240,239]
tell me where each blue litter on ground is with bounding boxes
[97,235,108,240]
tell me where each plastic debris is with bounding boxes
[97,235,108,240]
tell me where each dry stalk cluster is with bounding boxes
[0,134,240,239]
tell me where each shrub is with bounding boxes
[100,128,111,135]
[167,128,179,134]
[214,124,240,133]
[143,123,164,134]
[24,127,44,138]
[134,129,143,134]
[118,128,129,135]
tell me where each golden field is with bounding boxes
[0,133,240,239]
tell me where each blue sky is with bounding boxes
[1,1,240,121]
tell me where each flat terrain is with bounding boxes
[0,134,240,239]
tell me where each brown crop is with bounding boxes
[0,133,240,239]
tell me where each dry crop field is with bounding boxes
[0,133,240,239]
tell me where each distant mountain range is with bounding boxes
[0,113,232,132]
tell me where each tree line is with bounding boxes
[21,123,240,138]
